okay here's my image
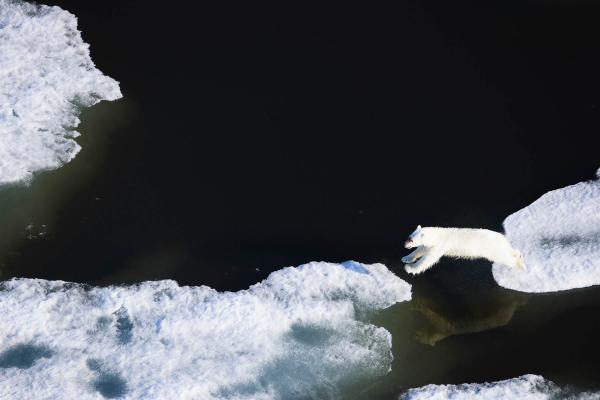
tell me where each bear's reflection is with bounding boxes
[410,290,527,346]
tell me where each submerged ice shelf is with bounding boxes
[0,0,122,185]
[493,168,600,293]
[0,261,411,400]
[400,374,599,400]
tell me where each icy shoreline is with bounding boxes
[0,0,121,185]
[493,168,600,293]
[0,261,411,399]
[400,374,599,400]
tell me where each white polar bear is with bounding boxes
[402,225,525,275]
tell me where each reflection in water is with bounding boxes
[356,258,600,399]
[411,292,527,346]
[395,258,529,347]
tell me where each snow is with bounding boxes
[400,374,599,400]
[493,169,600,292]
[0,0,121,185]
[0,261,411,399]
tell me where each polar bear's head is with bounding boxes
[404,225,424,248]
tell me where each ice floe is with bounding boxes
[0,261,411,399]
[0,0,121,185]
[400,374,599,400]
[493,168,600,293]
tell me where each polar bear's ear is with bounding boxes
[409,225,422,238]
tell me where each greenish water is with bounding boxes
[362,263,600,398]
[0,100,133,281]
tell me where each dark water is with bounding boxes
[365,265,600,398]
[3,1,600,398]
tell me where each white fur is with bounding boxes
[402,226,525,275]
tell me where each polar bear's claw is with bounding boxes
[404,264,422,275]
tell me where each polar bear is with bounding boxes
[402,225,525,275]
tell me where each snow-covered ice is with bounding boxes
[400,374,599,400]
[0,261,411,400]
[493,168,600,293]
[0,0,121,185]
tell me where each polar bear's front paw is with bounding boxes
[404,264,422,275]
[402,255,415,264]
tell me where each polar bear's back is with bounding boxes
[431,228,513,263]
